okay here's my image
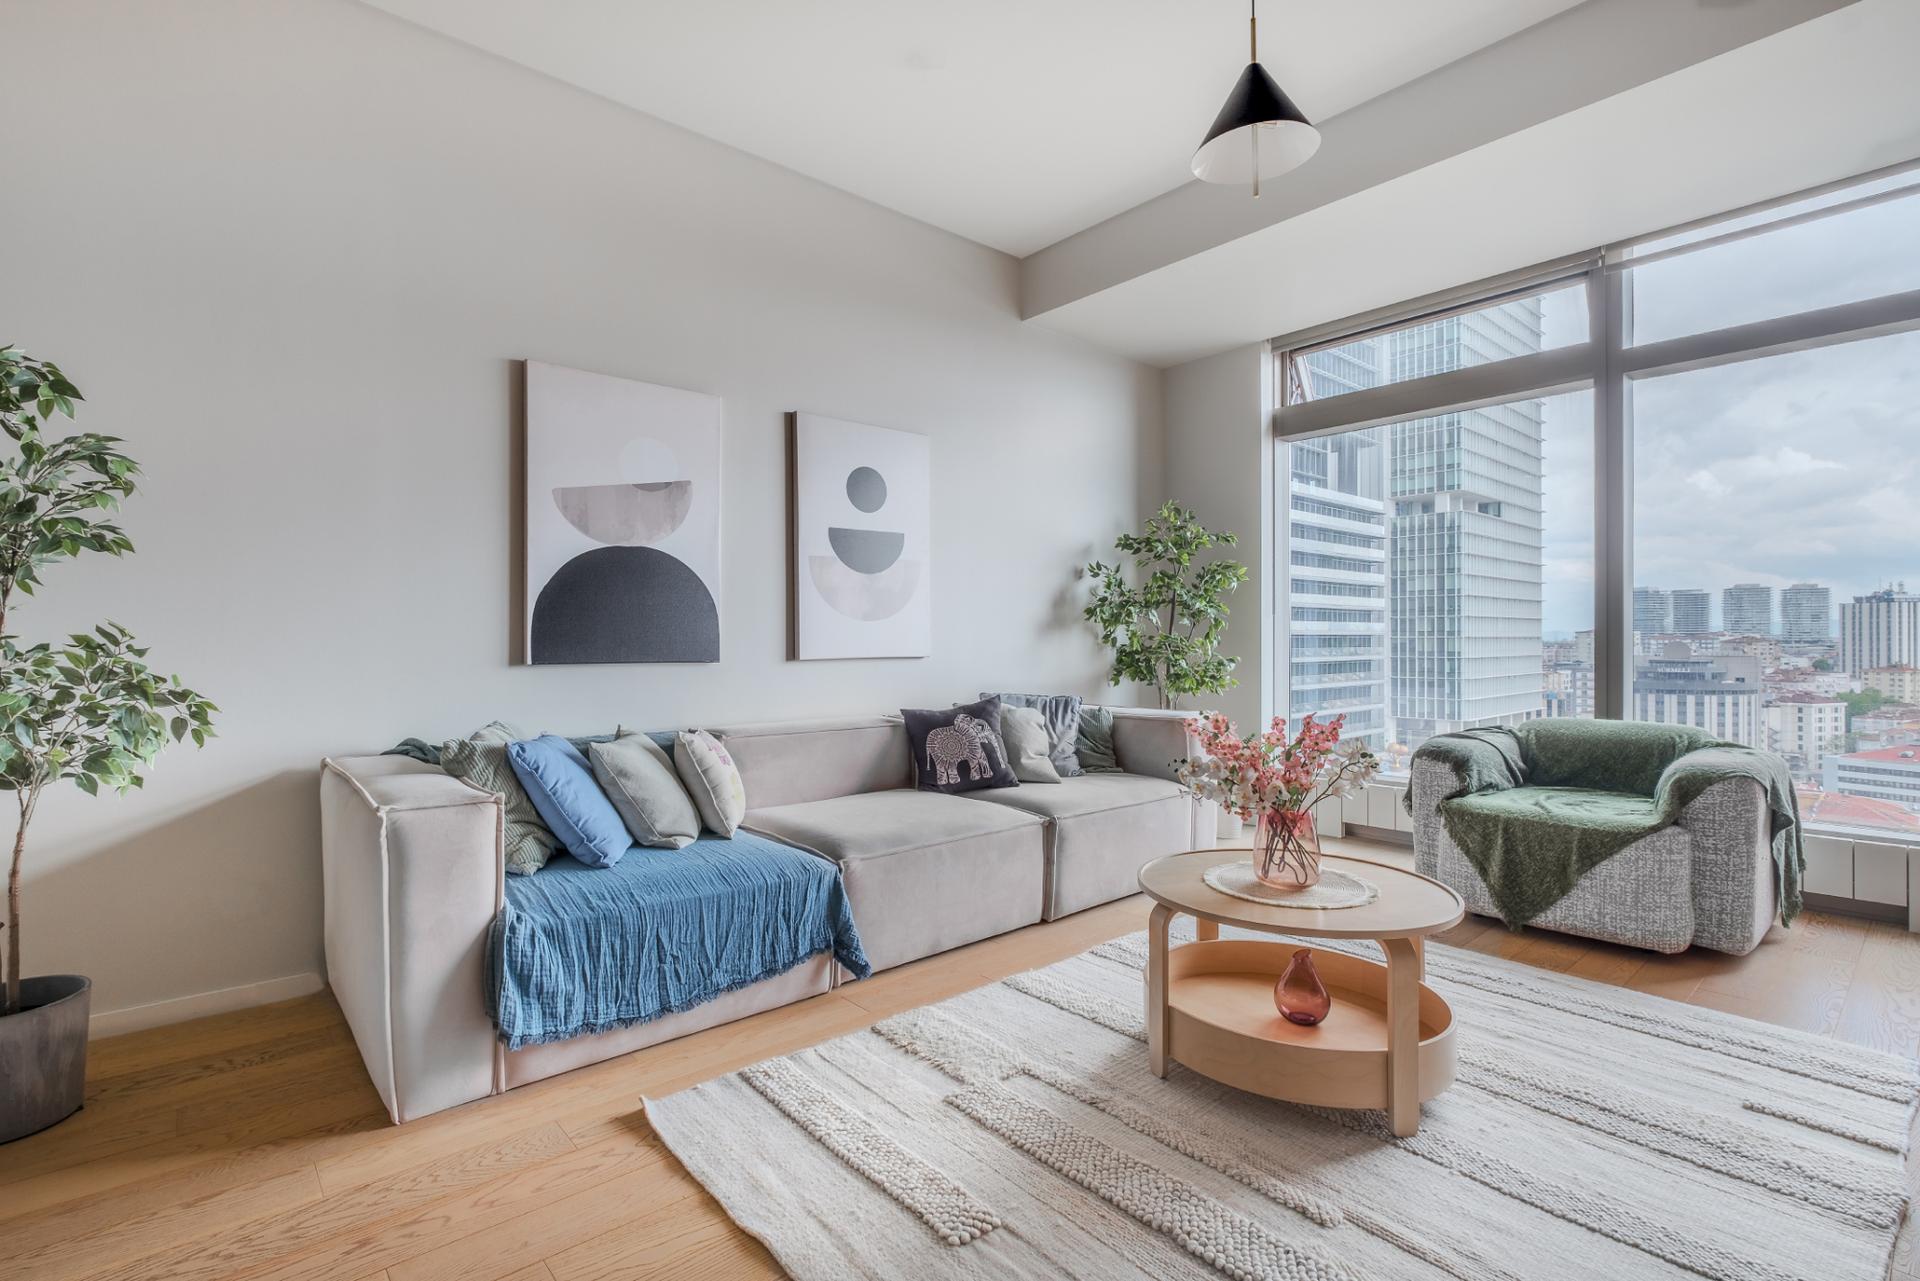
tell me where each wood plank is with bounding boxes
[81,1122,580,1281]
[1836,921,1920,1056]
[240,1137,666,1281]
[544,1162,778,1281]
[86,993,348,1082]
[0,1165,323,1281]
[384,1141,702,1281]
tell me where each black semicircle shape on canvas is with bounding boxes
[531,546,719,664]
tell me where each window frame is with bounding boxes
[1269,156,1920,815]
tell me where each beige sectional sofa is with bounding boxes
[320,707,1211,1122]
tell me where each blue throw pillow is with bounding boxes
[507,735,634,869]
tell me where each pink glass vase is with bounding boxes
[1274,948,1332,1026]
[1254,808,1321,890]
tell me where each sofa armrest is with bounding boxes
[1677,776,1775,955]
[320,755,505,1122]
[1107,707,1197,782]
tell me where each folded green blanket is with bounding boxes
[1407,723,1803,930]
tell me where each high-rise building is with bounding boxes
[1278,429,1390,753]
[1633,588,1671,635]
[1722,583,1773,636]
[1781,582,1832,644]
[1632,643,1763,746]
[1669,589,1711,634]
[1284,339,1390,753]
[1839,588,1920,675]
[1385,301,1546,747]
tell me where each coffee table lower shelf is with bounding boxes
[1151,939,1456,1131]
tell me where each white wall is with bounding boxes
[1162,344,1272,731]
[1,0,1164,1029]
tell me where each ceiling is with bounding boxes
[358,0,1584,257]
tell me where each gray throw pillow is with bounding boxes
[999,705,1062,783]
[589,731,701,849]
[1076,706,1123,773]
[984,692,1084,776]
[439,720,561,875]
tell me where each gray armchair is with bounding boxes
[1408,721,1780,956]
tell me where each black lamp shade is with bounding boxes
[1191,62,1320,185]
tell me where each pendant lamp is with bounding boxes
[1191,0,1320,196]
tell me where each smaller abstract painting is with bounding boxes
[788,412,930,659]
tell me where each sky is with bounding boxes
[1534,184,1920,638]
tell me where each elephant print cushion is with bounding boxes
[901,697,1020,794]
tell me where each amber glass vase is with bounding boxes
[1253,808,1321,889]
[1274,948,1332,1026]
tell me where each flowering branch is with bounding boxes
[1175,711,1379,823]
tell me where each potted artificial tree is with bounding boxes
[1083,501,1248,710]
[0,346,215,1143]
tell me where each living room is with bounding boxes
[3,2,1919,1278]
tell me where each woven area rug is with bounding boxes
[645,920,1919,1281]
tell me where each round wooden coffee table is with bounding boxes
[1138,848,1465,1136]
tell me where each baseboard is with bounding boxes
[88,971,326,1039]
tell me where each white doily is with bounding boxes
[1202,860,1379,909]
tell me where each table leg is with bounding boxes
[1147,904,1173,1078]
[1409,935,1424,981]
[1382,936,1422,1137]
[1194,916,1219,942]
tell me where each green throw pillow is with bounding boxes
[1076,706,1122,773]
[440,720,560,875]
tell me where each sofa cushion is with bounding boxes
[1512,719,1720,797]
[985,692,1084,776]
[744,789,1045,970]
[713,716,910,810]
[1075,706,1122,773]
[967,773,1194,918]
[902,697,1018,793]
[589,732,700,849]
[675,729,747,837]
[999,705,1062,784]
[506,735,633,870]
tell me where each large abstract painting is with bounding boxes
[525,361,721,664]
[789,412,929,660]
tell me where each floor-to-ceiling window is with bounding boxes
[1273,162,1920,838]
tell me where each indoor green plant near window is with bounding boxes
[1084,501,1248,710]
[0,346,216,1143]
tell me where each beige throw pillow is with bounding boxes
[1000,705,1062,783]
[589,732,701,849]
[674,729,746,837]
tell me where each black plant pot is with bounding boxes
[0,974,90,1143]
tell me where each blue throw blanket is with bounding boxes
[489,829,870,1050]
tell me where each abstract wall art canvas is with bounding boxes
[525,361,721,664]
[788,412,930,660]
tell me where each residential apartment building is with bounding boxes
[1824,747,1920,813]
[1632,643,1763,747]
[1839,588,1920,675]
[1765,693,1847,776]
[1865,665,1920,704]
[1722,583,1773,636]
[1781,582,1832,644]
[1669,589,1712,634]
[1721,635,1783,672]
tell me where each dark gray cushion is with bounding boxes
[902,697,1018,793]
[1075,705,1122,773]
[983,692,1084,777]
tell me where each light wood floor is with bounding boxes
[5,836,1920,1281]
